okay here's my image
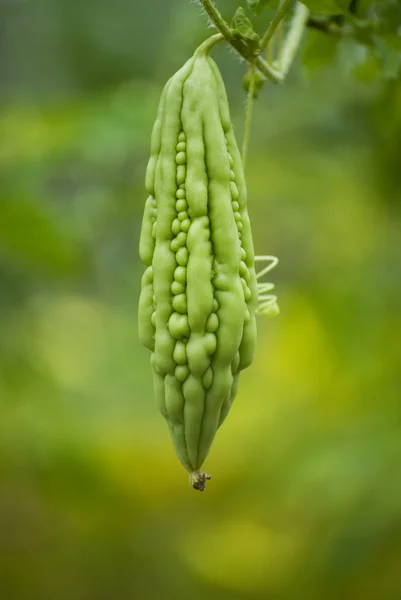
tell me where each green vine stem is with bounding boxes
[242,62,256,171]
[260,0,293,52]
[279,3,309,77]
[199,0,234,48]
[277,1,286,71]
[255,53,282,84]
[197,1,309,171]
[199,0,283,83]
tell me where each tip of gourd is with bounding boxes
[189,471,211,492]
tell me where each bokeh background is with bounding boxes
[1,0,401,598]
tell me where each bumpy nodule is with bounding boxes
[138,46,258,490]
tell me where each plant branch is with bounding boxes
[279,3,309,78]
[255,56,283,83]
[307,17,344,37]
[199,0,282,83]
[198,0,309,84]
[199,0,235,47]
[306,16,374,48]
[260,0,293,52]
[277,3,285,71]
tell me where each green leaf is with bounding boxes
[351,0,375,18]
[0,197,82,275]
[247,0,279,16]
[352,50,381,84]
[302,29,340,72]
[299,0,351,15]
[374,37,401,80]
[375,1,401,49]
[351,17,378,47]
[231,7,260,51]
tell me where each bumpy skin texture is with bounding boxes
[138,46,258,481]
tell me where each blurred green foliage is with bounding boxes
[0,1,401,599]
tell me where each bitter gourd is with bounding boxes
[138,39,258,491]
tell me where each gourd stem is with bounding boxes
[242,62,256,171]
[260,0,293,52]
[195,33,224,56]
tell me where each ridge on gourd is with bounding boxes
[138,38,258,492]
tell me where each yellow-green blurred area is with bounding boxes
[1,0,401,598]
